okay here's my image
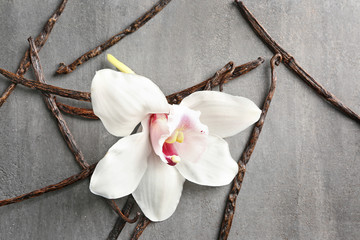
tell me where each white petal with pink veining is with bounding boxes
[181,91,261,138]
[175,134,238,186]
[132,152,185,221]
[91,69,169,137]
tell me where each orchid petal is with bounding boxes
[181,91,261,138]
[175,134,238,186]
[133,152,185,222]
[89,132,151,199]
[91,69,169,137]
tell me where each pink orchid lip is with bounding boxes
[162,142,179,166]
[150,113,182,166]
[149,105,209,167]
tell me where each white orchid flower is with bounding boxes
[89,55,261,222]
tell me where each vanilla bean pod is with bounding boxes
[0,0,68,107]
[56,100,99,119]
[0,164,96,207]
[218,54,281,240]
[217,64,235,92]
[107,196,136,240]
[108,199,140,224]
[167,57,264,104]
[130,215,151,240]
[56,0,172,74]
[29,37,89,169]
[235,0,360,123]
[0,68,91,101]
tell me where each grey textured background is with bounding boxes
[0,0,359,239]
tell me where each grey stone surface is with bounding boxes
[0,0,359,239]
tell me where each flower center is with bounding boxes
[162,129,184,166]
[149,105,208,167]
[165,130,184,144]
